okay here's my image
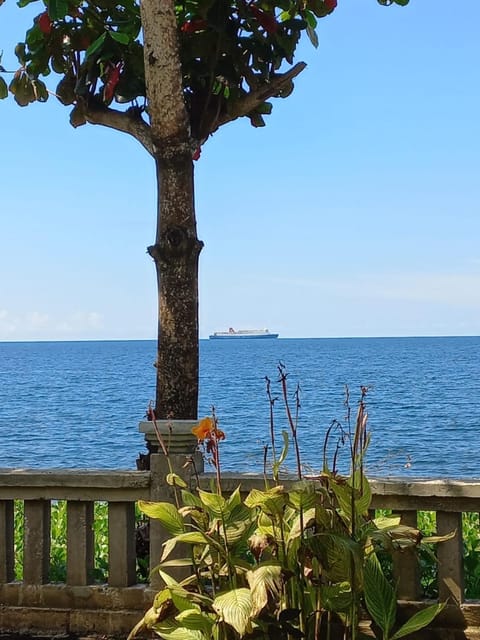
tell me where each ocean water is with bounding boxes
[0,336,479,478]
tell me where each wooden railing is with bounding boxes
[1,422,480,637]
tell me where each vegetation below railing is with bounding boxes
[419,511,480,600]
[10,500,480,600]
[12,500,149,583]
[130,379,449,640]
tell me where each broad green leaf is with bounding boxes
[157,570,180,588]
[363,552,397,638]
[110,31,130,45]
[321,582,353,613]
[304,9,317,28]
[352,471,372,514]
[306,25,318,48]
[308,533,362,584]
[161,536,179,562]
[86,32,107,59]
[245,486,287,517]
[246,564,283,617]
[394,0,409,5]
[175,610,213,634]
[16,0,39,7]
[213,588,253,636]
[154,585,176,607]
[152,619,205,640]
[222,505,252,545]
[288,480,317,511]
[181,490,202,508]
[139,501,185,536]
[159,558,195,567]
[198,489,226,517]
[32,79,48,102]
[226,485,242,510]
[174,531,210,545]
[374,515,401,529]
[330,472,371,522]
[14,43,26,65]
[391,603,445,640]
[288,507,316,540]
[0,77,8,100]
[46,0,68,20]
[159,558,192,568]
[330,480,354,521]
[171,588,200,614]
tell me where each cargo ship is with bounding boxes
[209,328,279,339]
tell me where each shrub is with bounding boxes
[131,369,446,640]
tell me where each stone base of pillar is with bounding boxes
[138,420,204,473]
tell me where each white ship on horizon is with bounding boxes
[209,327,279,340]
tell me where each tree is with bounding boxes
[0,0,409,421]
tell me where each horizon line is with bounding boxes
[0,334,479,345]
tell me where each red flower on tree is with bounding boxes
[248,4,279,34]
[181,19,208,34]
[38,12,53,35]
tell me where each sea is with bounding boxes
[0,336,479,479]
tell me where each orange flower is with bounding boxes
[192,417,214,441]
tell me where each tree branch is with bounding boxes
[83,102,154,156]
[211,61,307,135]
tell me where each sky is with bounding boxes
[1,0,480,341]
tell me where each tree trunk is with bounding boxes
[149,152,203,418]
[140,0,203,420]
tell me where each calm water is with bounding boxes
[0,337,479,478]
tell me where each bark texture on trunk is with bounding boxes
[149,154,203,419]
[141,0,203,419]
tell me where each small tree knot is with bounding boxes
[165,225,185,248]
[147,233,203,265]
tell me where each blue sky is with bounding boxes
[1,0,479,341]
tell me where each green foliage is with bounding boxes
[13,500,24,580]
[49,499,68,581]
[13,499,148,583]
[131,380,445,640]
[0,0,408,141]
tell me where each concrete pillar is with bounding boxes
[0,500,14,583]
[139,420,204,589]
[437,511,464,604]
[108,501,137,587]
[393,510,421,600]
[67,501,94,586]
[24,500,51,584]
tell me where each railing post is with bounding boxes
[67,500,94,585]
[0,500,14,583]
[393,510,421,600]
[108,501,137,587]
[23,499,51,584]
[437,510,464,604]
[140,420,204,589]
